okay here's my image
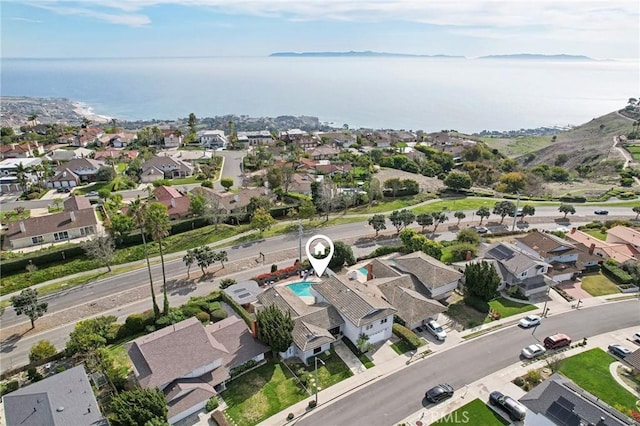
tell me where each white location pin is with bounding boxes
[305,234,335,277]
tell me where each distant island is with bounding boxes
[269,51,464,58]
[477,53,594,61]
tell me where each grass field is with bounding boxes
[559,348,638,411]
[431,398,508,425]
[580,273,620,296]
[488,297,536,319]
[626,144,640,160]
[582,229,607,240]
[481,135,555,158]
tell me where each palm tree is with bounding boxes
[14,162,28,191]
[128,198,160,319]
[144,202,171,315]
[183,249,196,279]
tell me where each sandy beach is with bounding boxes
[71,101,112,124]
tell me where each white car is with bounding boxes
[521,344,546,359]
[519,315,542,328]
[425,319,447,341]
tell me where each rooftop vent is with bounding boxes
[56,407,65,412]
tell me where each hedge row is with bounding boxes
[219,290,254,327]
[392,323,423,349]
[601,262,633,284]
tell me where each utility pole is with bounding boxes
[314,357,325,406]
[511,192,520,232]
[298,219,303,265]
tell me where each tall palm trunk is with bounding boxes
[140,227,160,319]
[158,240,169,315]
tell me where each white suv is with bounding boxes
[425,319,447,341]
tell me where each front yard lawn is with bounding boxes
[432,398,508,425]
[390,340,414,355]
[559,348,638,411]
[222,352,352,426]
[446,300,487,329]
[488,297,536,319]
[580,273,621,296]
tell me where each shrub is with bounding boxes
[205,396,219,412]
[29,340,57,363]
[210,309,228,321]
[463,295,490,313]
[55,365,66,373]
[513,376,525,387]
[526,369,541,384]
[195,311,210,323]
[124,313,146,334]
[27,367,43,382]
[392,323,423,349]
[219,291,252,327]
[219,278,237,290]
[207,302,222,313]
[271,264,278,273]
[181,304,205,318]
[308,400,317,409]
[0,380,19,396]
[601,261,633,284]
[287,413,295,421]
[201,180,214,188]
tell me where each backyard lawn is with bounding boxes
[582,229,607,240]
[580,273,620,297]
[488,297,536,319]
[431,398,508,425]
[559,348,638,411]
[222,352,352,426]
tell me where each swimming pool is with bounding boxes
[287,282,315,297]
[359,267,369,275]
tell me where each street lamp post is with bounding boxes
[511,192,521,232]
[314,357,326,406]
[542,284,551,317]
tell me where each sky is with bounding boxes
[1,1,639,59]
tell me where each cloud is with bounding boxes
[10,17,43,23]
[26,1,151,27]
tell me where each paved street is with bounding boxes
[215,149,246,190]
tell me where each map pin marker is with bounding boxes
[305,234,334,277]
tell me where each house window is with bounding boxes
[380,318,388,324]
[31,235,44,244]
[313,347,322,354]
[53,231,69,241]
[80,226,94,236]
[365,324,373,330]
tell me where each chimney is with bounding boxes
[171,199,176,208]
[571,227,576,234]
[70,211,76,222]
[366,263,374,281]
[589,243,595,255]
[19,221,26,233]
[466,250,473,261]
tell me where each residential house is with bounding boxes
[0,142,43,159]
[606,226,640,253]
[47,168,80,189]
[238,131,274,146]
[312,275,397,346]
[309,145,341,161]
[163,130,184,148]
[190,186,272,218]
[2,365,107,426]
[0,158,43,193]
[223,280,262,307]
[93,149,139,161]
[313,161,353,177]
[198,130,228,149]
[48,147,94,162]
[289,173,314,195]
[475,242,553,297]
[154,185,191,220]
[3,196,98,250]
[110,132,137,148]
[297,136,321,151]
[514,231,601,282]
[391,251,464,300]
[317,131,357,148]
[47,158,103,187]
[280,128,308,142]
[126,316,269,424]
[565,227,640,263]
[141,156,194,180]
[519,373,636,426]
[255,285,344,363]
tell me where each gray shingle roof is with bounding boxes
[312,276,396,327]
[206,316,270,369]
[484,242,548,275]
[4,209,98,241]
[393,251,463,290]
[3,365,106,426]
[519,373,634,426]
[255,286,311,318]
[371,275,446,325]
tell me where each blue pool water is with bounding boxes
[287,282,314,297]
[359,267,369,275]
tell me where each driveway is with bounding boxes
[555,280,592,301]
[216,150,246,191]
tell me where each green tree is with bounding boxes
[98,188,111,202]
[443,171,472,191]
[520,205,536,221]
[633,206,640,220]
[251,207,276,234]
[188,113,197,136]
[128,198,160,319]
[384,178,403,198]
[215,250,228,268]
[220,177,234,191]
[256,305,294,354]
[476,206,491,225]
[416,213,433,232]
[65,316,117,356]
[431,212,449,234]
[298,198,317,221]
[109,388,168,426]
[454,211,466,225]
[29,340,57,363]
[267,167,283,189]
[496,172,527,193]
[281,165,295,193]
[457,229,480,245]
[368,214,387,236]
[145,202,171,315]
[183,249,196,279]
[464,261,500,302]
[367,177,383,204]
[81,235,116,272]
[558,203,576,218]
[11,288,48,329]
[194,246,216,275]
[189,193,207,216]
[247,196,272,218]
[493,201,516,224]
[96,166,116,182]
[401,209,415,229]
[389,210,404,233]
[328,241,356,269]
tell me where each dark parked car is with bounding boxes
[489,391,527,421]
[425,384,454,403]
[608,344,632,358]
[594,209,609,215]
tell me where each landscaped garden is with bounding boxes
[580,272,621,296]
[222,351,352,426]
[430,398,508,425]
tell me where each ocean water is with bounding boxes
[1,56,638,133]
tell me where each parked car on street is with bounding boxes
[608,344,632,358]
[489,391,527,421]
[425,319,447,341]
[425,384,454,403]
[543,333,572,350]
[518,315,541,328]
[473,226,489,234]
[594,209,609,215]
[634,332,640,343]
[521,344,546,359]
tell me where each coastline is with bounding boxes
[71,101,112,124]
